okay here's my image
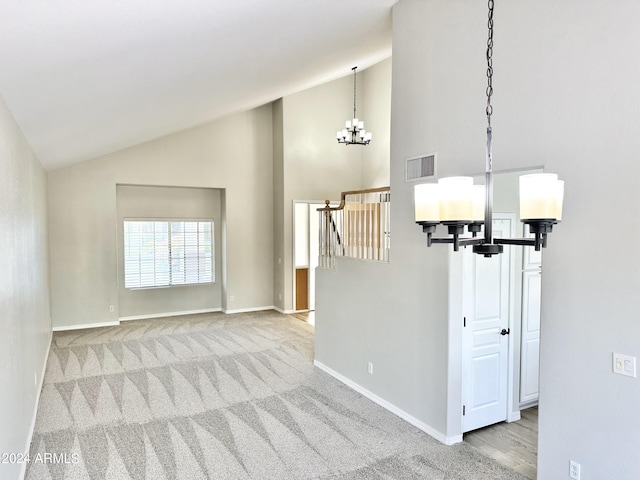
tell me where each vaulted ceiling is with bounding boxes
[0,0,396,170]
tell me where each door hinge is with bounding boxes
[463,405,466,416]
[463,316,466,327]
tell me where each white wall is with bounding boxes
[0,95,51,480]
[116,185,223,318]
[319,0,640,477]
[48,105,273,328]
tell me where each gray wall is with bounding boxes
[116,185,222,318]
[318,0,640,477]
[48,105,273,328]
[362,58,392,189]
[0,95,51,479]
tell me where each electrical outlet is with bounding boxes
[230,296,235,302]
[109,305,115,313]
[34,372,37,387]
[367,362,374,375]
[569,460,581,480]
[278,293,282,301]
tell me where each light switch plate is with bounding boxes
[613,353,636,378]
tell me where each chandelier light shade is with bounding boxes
[519,174,564,220]
[438,177,474,221]
[414,183,440,222]
[336,66,372,146]
[414,0,564,256]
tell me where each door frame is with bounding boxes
[292,199,330,313]
[519,223,542,407]
[446,212,520,440]
[462,213,518,432]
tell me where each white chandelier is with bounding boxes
[336,66,372,146]
[414,0,564,257]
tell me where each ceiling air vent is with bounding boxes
[406,153,436,182]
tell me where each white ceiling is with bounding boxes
[0,0,396,170]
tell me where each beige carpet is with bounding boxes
[26,310,525,479]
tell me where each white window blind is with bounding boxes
[123,220,214,288]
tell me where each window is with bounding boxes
[123,220,214,288]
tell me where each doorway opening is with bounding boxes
[293,201,330,322]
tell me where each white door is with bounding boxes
[462,215,514,433]
[520,230,542,405]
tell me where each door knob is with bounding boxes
[500,328,510,336]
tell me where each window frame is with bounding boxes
[123,217,215,290]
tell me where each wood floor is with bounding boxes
[464,406,538,479]
[291,310,315,325]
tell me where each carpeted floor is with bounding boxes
[26,310,526,479]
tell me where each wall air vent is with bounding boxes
[405,153,436,182]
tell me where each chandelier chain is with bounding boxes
[486,0,494,127]
[353,66,357,119]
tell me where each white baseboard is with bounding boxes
[57,305,282,329]
[52,320,120,331]
[20,331,52,480]
[272,306,295,314]
[119,308,222,322]
[313,360,462,446]
[223,306,276,314]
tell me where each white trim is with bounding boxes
[273,306,295,314]
[20,331,52,480]
[53,320,120,331]
[507,410,521,423]
[501,213,519,427]
[313,360,462,446]
[119,308,221,322]
[519,400,539,410]
[222,306,275,315]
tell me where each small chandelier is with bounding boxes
[413,0,564,257]
[336,66,372,145]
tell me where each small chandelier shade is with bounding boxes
[336,67,372,146]
[413,0,565,256]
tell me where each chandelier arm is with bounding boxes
[458,237,485,247]
[494,236,544,251]
[494,238,535,246]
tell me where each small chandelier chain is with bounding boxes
[486,0,494,128]
[352,66,358,119]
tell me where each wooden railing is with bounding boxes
[318,186,390,268]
